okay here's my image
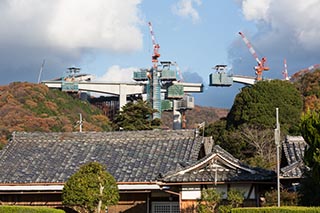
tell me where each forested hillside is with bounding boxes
[294,69,320,111]
[0,82,111,146]
[161,105,228,129]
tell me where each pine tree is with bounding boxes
[62,162,119,213]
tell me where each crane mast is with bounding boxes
[147,21,161,119]
[148,22,160,69]
[239,32,269,81]
[282,58,289,80]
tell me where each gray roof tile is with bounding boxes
[280,136,308,178]
[0,130,201,184]
[161,145,275,183]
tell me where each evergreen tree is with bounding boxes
[207,80,303,168]
[62,162,119,213]
[114,100,161,130]
[197,188,222,213]
[227,80,303,135]
[299,111,320,206]
[301,111,320,180]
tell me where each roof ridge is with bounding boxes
[12,130,197,143]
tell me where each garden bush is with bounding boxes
[232,206,320,213]
[0,206,65,213]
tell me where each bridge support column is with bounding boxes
[119,85,128,110]
[173,100,182,130]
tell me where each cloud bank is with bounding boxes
[242,0,320,51]
[0,0,143,84]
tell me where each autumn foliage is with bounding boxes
[0,82,111,145]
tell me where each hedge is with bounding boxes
[232,206,320,213]
[0,206,65,213]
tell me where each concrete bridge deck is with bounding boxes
[42,80,203,108]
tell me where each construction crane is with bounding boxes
[148,22,160,69]
[145,22,197,128]
[282,58,290,80]
[239,32,269,81]
[146,21,162,119]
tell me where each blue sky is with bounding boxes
[0,0,320,109]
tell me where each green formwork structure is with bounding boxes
[161,100,173,111]
[132,61,200,129]
[160,69,177,80]
[133,69,149,81]
[61,81,79,92]
[167,84,184,99]
[209,72,233,87]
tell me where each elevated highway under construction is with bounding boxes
[42,67,203,130]
[42,80,203,109]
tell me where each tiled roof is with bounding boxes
[0,130,202,184]
[282,136,307,165]
[161,145,275,183]
[281,161,307,179]
[280,135,308,179]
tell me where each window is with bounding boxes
[152,202,180,213]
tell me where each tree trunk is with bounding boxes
[97,183,104,213]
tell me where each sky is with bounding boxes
[1,0,320,109]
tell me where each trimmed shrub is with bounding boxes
[231,206,320,213]
[0,206,65,213]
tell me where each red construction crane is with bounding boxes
[282,58,289,80]
[148,22,160,69]
[239,32,269,81]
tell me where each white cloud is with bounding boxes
[0,0,143,51]
[47,0,143,51]
[0,0,144,84]
[241,0,271,21]
[240,0,320,51]
[172,0,202,23]
[97,65,137,82]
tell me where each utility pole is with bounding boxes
[275,108,281,207]
[79,113,83,132]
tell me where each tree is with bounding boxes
[227,80,303,135]
[206,80,302,168]
[197,188,222,213]
[227,189,245,208]
[113,100,161,130]
[301,111,320,181]
[294,69,320,112]
[299,111,320,206]
[197,188,244,213]
[62,162,119,213]
[238,124,276,169]
[264,189,298,206]
[205,120,248,160]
